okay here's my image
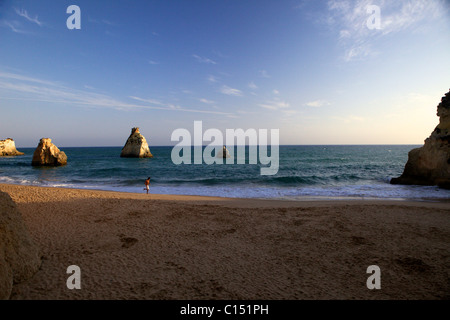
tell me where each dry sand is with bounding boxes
[1,183,449,300]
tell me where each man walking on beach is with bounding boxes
[145,177,151,194]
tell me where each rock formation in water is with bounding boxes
[0,138,24,156]
[216,145,231,158]
[31,138,68,166]
[0,191,42,299]
[391,89,450,189]
[120,127,153,158]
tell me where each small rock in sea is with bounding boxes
[120,127,153,158]
[0,138,24,156]
[31,138,67,166]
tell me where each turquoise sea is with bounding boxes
[1,145,449,201]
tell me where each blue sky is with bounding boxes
[1,0,449,147]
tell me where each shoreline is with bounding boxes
[1,182,449,207]
[1,183,449,299]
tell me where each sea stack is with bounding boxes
[0,138,24,156]
[391,89,450,189]
[120,127,153,158]
[216,145,231,158]
[31,138,68,166]
[0,191,42,299]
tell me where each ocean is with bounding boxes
[1,145,449,201]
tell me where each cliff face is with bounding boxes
[120,128,153,158]
[0,191,41,299]
[391,90,450,189]
[31,138,68,166]
[0,139,24,156]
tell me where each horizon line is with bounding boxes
[14,143,424,149]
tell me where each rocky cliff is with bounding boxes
[31,138,68,166]
[391,89,450,189]
[0,191,41,299]
[120,127,153,158]
[0,139,24,156]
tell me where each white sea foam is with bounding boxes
[1,176,448,201]
[110,183,450,201]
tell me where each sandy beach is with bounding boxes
[1,183,449,300]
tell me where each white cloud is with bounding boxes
[343,45,375,61]
[129,96,165,106]
[208,75,219,83]
[325,0,447,61]
[101,19,115,26]
[273,89,280,95]
[2,21,27,34]
[199,98,215,104]
[305,100,330,107]
[0,71,233,116]
[379,1,444,35]
[15,8,42,26]
[220,85,243,97]
[248,82,258,90]
[281,109,299,116]
[148,60,159,65]
[259,100,290,110]
[294,0,313,10]
[88,17,118,26]
[259,70,271,78]
[192,54,217,65]
[0,71,62,87]
[339,30,351,38]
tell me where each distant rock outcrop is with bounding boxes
[391,89,450,189]
[216,145,231,158]
[31,138,68,166]
[120,127,153,158]
[0,138,24,156]
[0,191,41,299]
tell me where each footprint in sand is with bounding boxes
[119,235,139,248]
[395,257,432,273]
